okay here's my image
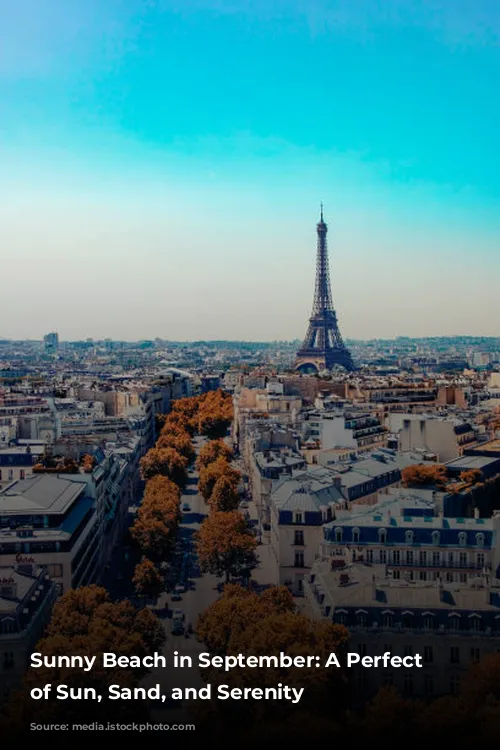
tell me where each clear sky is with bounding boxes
[1,0,499,341]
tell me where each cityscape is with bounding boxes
[1,0,500,745]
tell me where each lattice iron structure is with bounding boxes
[295,207,354,373]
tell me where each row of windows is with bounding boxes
[0,469,26,481]
[356,643,480,665]
[333,527,486,547]
[356,671,461,696]
[356,548,486,567]
[335,611,492,632]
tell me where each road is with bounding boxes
[142,436,220,718]
[137,433,278,721]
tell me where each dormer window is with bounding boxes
[378,528,387,544]
[476,533,485,548]
[432,531,440,546]
[294,512,303,524]
[352,528,360,544]
[459,532,467,547]
[405,530,414,544]
[334,527,343,543]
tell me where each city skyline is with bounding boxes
[1,0,499,341]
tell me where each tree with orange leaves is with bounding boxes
[210,474,240,512]
[196,438,233,470]
[140,446,188,485]
[198,456,241,502]
[196,511,257,582]
[402,463,448,487]
[133,557,164,599]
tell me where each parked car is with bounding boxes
[171,608,184,632]
[182,502,191,512]
[171,590,181,601]
[240,501,249,509]
[175,583,186,594]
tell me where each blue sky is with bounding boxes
[1,0,499,340]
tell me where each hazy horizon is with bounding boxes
[1,1,499,341]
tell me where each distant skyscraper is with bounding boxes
[295,208,354,373]
[44,332,59,354]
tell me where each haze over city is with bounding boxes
[1,0,499,341]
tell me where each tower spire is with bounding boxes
[294,209,354,373]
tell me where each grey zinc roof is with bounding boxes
[308,560,500,612]
[0,474,86,515]
[272,470,344,514]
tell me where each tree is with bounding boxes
[156,430,195,462]
[0,586,165,731]
[197,390,234,438]
[140,446,188,485]
[142,474,181,508]
[198,456,240,502]
[196,584,348,721]
[133,557,164,599]
[196,438,233,470]
[210,474,240,512]
[402,463,448,487]
[196,511,257,582]
[459,469,483,486]
[131,515,173,561]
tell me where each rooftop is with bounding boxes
[0,474,86,515]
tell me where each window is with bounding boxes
[432,551,440,566]
[419,571,427,581]
[460,573,467,583]
[424,615,434,630]
[367,549,373,563]
[477,553,485,567]
[424,646,433,663]
[294,552,304,568]
[0,470,2,480]
[296,577,303,593]
[404,645,413,657]
[334,527,343,542]
[449,616,460,632]
[446,572,453,583]
[406,550,413,565]
[352,528,360,543]
[20,470,25,480]
[358,643,367,656]
[432,530,440,545]
[459,532,467,547]
[7,470,13,481]
[424,675,434,695]
[380,549,387,564]
[450,646,460,664]
[294,513,303,524]
[470,616,481,632]
[294,530,304,546]
[404,674,413,695]
[448,552,454,566]
[383,672,393,686]
[393,550,400,564]
[450,676,460,695]
[459,552,467,567]
[470,648,480,662]
[405,530,414,544]
[419,550,427,566]
[335,611,346,625]
[357,612,367,627]
[392,570,401,579]
[384,613,393,628]
[378,528,387,544]
[476,532,485,548]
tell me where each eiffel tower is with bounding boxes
[295,207,354,373]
